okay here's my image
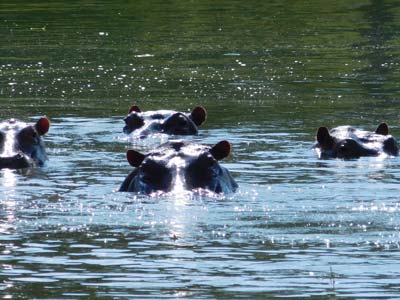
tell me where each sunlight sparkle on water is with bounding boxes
[1,169,17,188]
[167,156,187,196]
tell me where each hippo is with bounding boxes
[0,118,50,169]
[314,123,399,159]
[123,105,207,136]
[119,139,238,194]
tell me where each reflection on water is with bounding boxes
[1,169,17,188]
[0,170,17,240]
[1,0,400,299]
[0,118,399,299]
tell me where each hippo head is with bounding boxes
[123,105,207,136]
[0,118,50,169]
[119,140,238,194]
[315,123,398,159]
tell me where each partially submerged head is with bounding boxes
[315,123,398,159]
[123,105,207,136]
[0,118,50,169]
[119,139,237,195]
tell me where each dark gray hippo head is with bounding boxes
[123,105,207,136]
[119,139,238,195]
[0,118,50,169]
[315,123,398,159]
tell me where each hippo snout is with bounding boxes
[0,153,31,170]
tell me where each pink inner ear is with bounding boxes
[191,106,207,126]
[129,105,141,114]
[211,140,231,160]
[127,149,145,167]
[36,118,50,135]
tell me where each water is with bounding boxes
[1,0,400,299]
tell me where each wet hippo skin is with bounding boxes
[123,105,207,136]
[119,139,238,194]
[314,123,398,159]
[0,118,50,169]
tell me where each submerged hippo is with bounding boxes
[314,123,398,159]
[119,139,238,194]
[123,105,207,136]
[0,118,50,169]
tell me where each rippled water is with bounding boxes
[1,1,400,299]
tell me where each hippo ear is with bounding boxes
[317,127,334,149]
[375,123,389,135]
[190,106,207,126]
[126,149,145,167]
[210,140,231,160]
[35,117,50,135]
[128,105,141,114]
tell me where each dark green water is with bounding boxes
[1,1,400,299]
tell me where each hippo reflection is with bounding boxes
[123,105,207,136]
[314,123,398,159]
[0,118,50,169]
[119,140,238,194]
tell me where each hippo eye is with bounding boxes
[341,140,357,150]
[177,117,188,126]
[140,160,172,190]
[141,162,154,176]
[335,139,366,159]
[184,154,220,191]
[124,115,144,128]
[197,153,217,169]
